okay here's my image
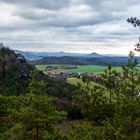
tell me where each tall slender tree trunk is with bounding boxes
[36,104,39,140]
[109,87,112,103]
[36,122,39,140]
[131,69,134,99]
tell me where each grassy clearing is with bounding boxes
[67,78,99,88]
[67,78,83,85]
[36,65,47,71]
[36,64,122,73]
[67,65,107,73]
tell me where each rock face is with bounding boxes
[0,43,26,78]
[0,43,17,78]
[0,43,33,96]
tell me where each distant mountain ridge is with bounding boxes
[15,50,104,60]
[15,50,139,66]
[30,56,140,66]
[30,56,89,65]
[88,52,102,57]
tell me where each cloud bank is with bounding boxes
[0,0,140,55]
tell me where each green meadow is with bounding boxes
[36,64,122,73]
[67,78,83,85]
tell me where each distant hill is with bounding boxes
[87,57,130,66]
[15,50,43,60]
[30,56,140,66]
[88,52,102,57]
[15,50,140,66]
[30,56,90,65]
[14,50,103,60]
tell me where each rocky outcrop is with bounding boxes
[0,44,17,78]
[0,43,26,78]
[0,43,33,95]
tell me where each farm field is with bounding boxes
[36,64,122,73]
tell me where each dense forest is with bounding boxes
[0,42,140,140]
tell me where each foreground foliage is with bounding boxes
[0,47,140,139]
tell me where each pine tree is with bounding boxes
[122,51,138,99]
[101,65,118,103]
[11,94,66,140]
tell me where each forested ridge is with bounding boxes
[30,56,140,66]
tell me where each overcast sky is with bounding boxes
[0,0,140,55]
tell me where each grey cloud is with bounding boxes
[2,0,127,29]
[9,1,127,29]
[14,8,122,28]
[0,0,139,54]
[82,0,140,10]
[0,0,70,10]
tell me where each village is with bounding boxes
[45,71,102,83]
[45,71,81,80]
